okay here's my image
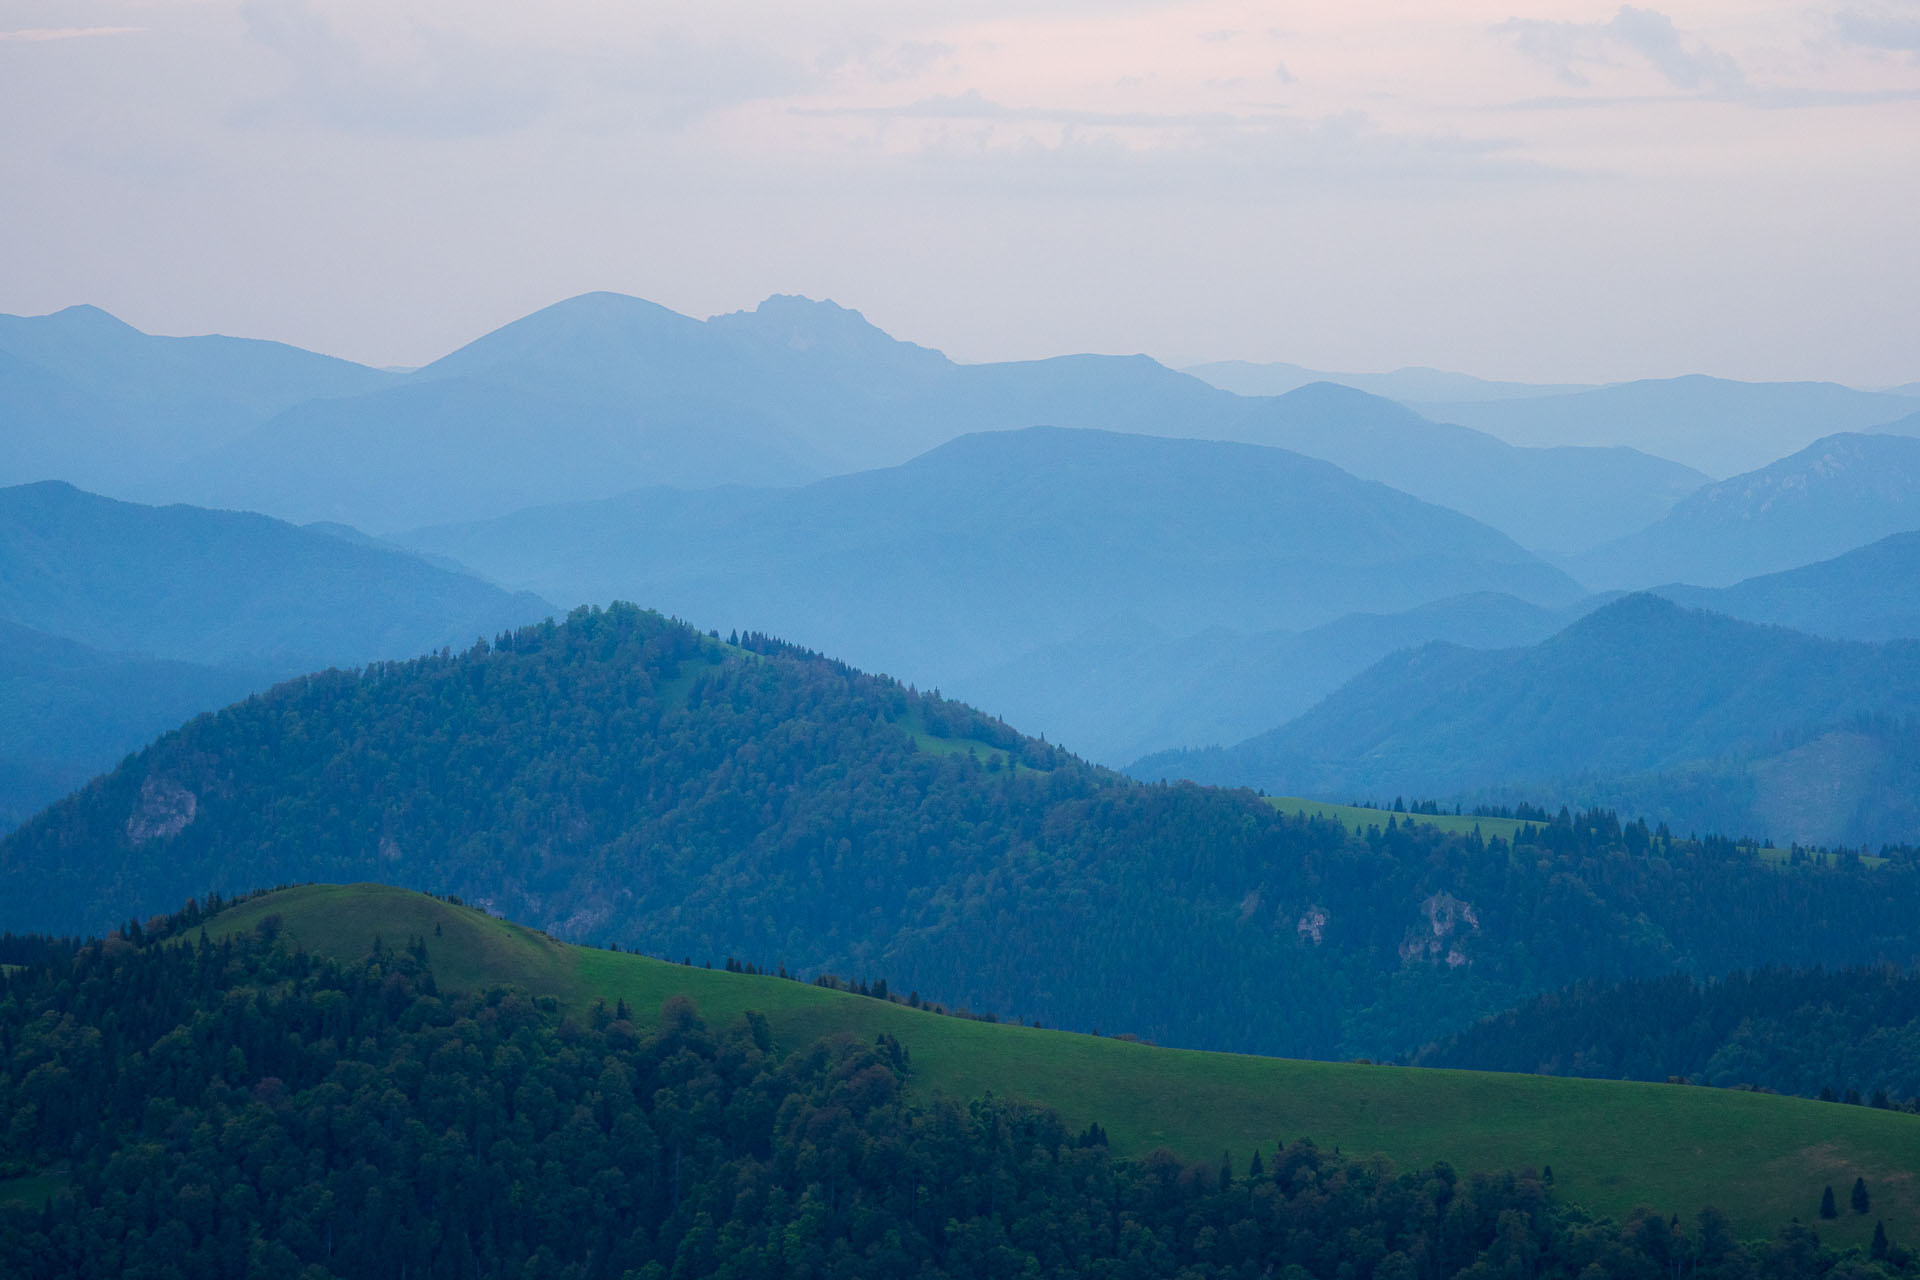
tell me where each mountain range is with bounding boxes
[1412,376,1920,477]
[398,426,1584,694]
[5,296,1705,550]
[0,481,549,669]
[0,303,396,495]
[1657,530,1920,643]
[948,592,1603,766]
[1569,430,1920,589]
[1186,360,1596,402]
[1135,595,1920,845]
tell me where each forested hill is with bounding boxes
[9,914,1905,1279]
[10,604,1920,1060]
[1414,965,1920,1106]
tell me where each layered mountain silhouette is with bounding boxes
[7,297,1702,547]
[400,427,1584,694]
[1419,376,1920,477]
[1657,530,1920,643]
[950,592,1604,766]
[0,482,550,670]
[1135,595,1920,845]
[1570,430,1920,589]
[0,304,396,495]
[1185,360,1593,403]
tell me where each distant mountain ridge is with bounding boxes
[1185,360,1595,403]
[949,592,1604,766]
[1417,376,1920,477]
[399,426,1584,698]
[1570,430,1920,589]
[0,304,397,495]
[7,296,1703,547]
[1134,595,1920,845]
[1656,531,1920,643]
[0,481,550,670]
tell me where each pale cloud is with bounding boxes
[235,0,559,137]
[0,26,143,42]
[1833,7,1920,53]
[1498,5,1746,94]
[233,1,814,136]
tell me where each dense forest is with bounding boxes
[6,605,1920,1060]
[2,914,1912,1280]
[1414,965,1920,1105]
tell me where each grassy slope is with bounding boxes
[1263,798,1858,866]
[1267,796,1530,842]
[210,884,1920,1247]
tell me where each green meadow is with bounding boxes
[210,884,1920,1249]
[1266,796,1531,842]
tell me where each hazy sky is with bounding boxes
[4,0,1918,383]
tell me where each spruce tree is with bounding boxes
[1820,1185,1837,1219]
[1873,1221,1890,1260]
[1852,1177,1870,1214]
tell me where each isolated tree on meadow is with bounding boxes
[1853,1177,1871,1214]
[1820,1185,1838,1219]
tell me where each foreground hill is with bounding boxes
[190,883,1920,1247]
[400,428,1583,693]
[1658,530,1920,642]
[0,481,549,669]
[1420,376,1920,476]
[0,303,395,495]
[4,889,1912,1274]
[1414,965,1920,1106]
[1137,595,1920,845]
[1569,430,1920,589]
[10,603,1920,1061]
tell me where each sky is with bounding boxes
[2,0,1918,384]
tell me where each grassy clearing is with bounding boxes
[898,710,1045,773]
[1264,798,1857,869]
[1267,797,1530,842]
[210,884,1920,1248]
[0,1169,68,1208]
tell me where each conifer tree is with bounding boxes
[1820,1185,1838,1219]
[1853,1177,1870,1214]
[1873,1221,1889,1260]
